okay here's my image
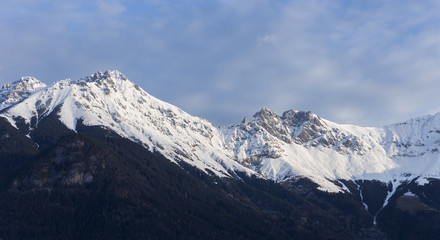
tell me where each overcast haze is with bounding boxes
[1,0,440,126]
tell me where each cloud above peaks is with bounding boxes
[1,0,440,126]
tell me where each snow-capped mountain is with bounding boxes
[1,70,440,193]
[0,71,254,179]
[221,108,396,191]
[222,108,440,192]
[0,77,46,111]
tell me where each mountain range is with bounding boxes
[1,70,440,239]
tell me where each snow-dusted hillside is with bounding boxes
[1,70,440,193]
[0,71,254,178]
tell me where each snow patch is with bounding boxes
[353,180,369,211]
[416,177,430,186]
[404,191,417,197]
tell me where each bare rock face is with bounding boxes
[283,110,327,145]
[253,108,292,143]
[225,109,338,160]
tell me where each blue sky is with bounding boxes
[1,0,440,126]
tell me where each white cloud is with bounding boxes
[96,0,125,15]
[257,34,277,45]
[2,0,440,126]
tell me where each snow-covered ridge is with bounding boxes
[221,108,396,191]
[0,76,46,111]
[0,70,255,179]
[222,107,440,191]
[382,113,440,158]
[1,70,440,192]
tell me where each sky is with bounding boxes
[1,0,440,127]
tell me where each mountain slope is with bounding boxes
[1,70,440,194]
[0,124,358,240]
[2,70,440,238]
[221,109,395,191]
[222,108,440,192]
[0,71,254,180]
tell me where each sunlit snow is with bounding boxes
[2,70,440,193]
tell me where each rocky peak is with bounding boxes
[280,110,327,145]
[241,108,328,145]
[84,70,128,86]
[241,117,250,125]
[1,76,46,98]
[0,76,46,110]
[252,108,291,143]
[281,110,321,127]
[253,107,277,119]
[84,70,128,83]
[80,70,130,95]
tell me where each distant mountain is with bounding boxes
[1,70,440,239]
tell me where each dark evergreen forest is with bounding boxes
[0,116,440,239]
